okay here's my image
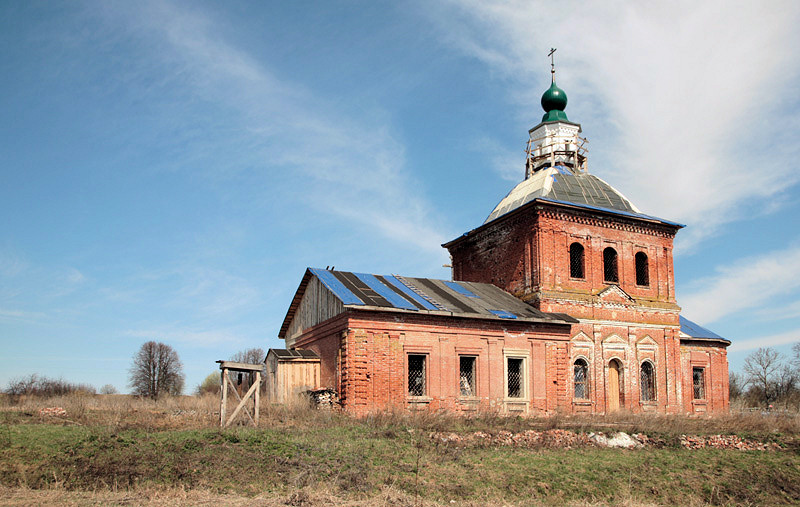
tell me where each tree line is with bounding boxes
[3,341,266,399]
[731,343,800,408]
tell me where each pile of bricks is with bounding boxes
[431,430,780,451]
[431,429,592,449]
[38,407,67,417]
[679,434,780,451]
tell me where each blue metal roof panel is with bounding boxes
[309,268,364,305]
[383,275,438,310]
[680,316,726,340]
[489,310,517,319]
[443,280,479,298]
[354,272,418,311]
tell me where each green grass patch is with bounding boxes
[2,421,799,505]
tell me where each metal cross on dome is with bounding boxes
[548,47,557,78]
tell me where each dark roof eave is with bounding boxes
[680,336,732,347]
[443,197,684,248]
[345,304,577,326]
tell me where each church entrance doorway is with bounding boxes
[607,359,623,412]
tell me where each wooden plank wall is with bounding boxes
[265,358,321,403]
[285,276,344,348]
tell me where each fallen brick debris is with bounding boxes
[38,407,67,417]
[431,429,592,449]
[431,430,779,451]
[679,434,781,451]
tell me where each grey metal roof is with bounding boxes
[279,268,576,336]
[485,166,644,224]
[679,316,730,345]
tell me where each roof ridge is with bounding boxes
[393,275,448,311]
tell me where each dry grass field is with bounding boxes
[1,393,799,506]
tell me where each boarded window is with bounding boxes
[570,242,585,279]
[692,367,705,400]
[574,358,589,399]
[603,247,618,283]
[507,358,523,398]
[635,252,649,286]
[640,361,655,401]
[408,355,426,396]
[459,356,476,396]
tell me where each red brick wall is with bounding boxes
[446,201,729,414]
[680,341,730,414]
[293,309,573,414]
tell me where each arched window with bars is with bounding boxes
[569,242,585,279]
[640,360,656,402]
[603,247,618,283]
[573,358,589,399]
[635,251,649,286]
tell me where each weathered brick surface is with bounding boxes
[295,310,573,414]
[446,201,729,414]
[291,200,729,415]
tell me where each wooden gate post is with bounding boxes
[216,360,264,428]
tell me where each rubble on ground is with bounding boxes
[431,429,780,451]
[38,407,67,417]
[679,434,781,451]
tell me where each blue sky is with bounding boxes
[2,1,799,393]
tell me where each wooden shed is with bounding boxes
[265,348,320,403]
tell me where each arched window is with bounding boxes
[635,252,649,286]
[569,242,585,279]
[603,247,618,283]
[640,361,655,402]
[574,358,589,399]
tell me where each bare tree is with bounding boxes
[99,384,118,395]
[129,341,185,398]
[230,347,266,364]
[728,371,744,401]
[743,347,782,405]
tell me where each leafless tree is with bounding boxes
[743,347,782,405]
[230,347,266,364]
[728,371,744,400]
[99,384,118,395]
[129,341,185,398]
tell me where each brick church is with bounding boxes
[277,63,730,415]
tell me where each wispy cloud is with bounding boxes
[0,308,46,323]
[428,0,800,250]
[680,245,800,323]
[100,1,450,260]
[124,327,244,348]
[728,328,800,352]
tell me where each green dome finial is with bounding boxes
[541,48,568,122]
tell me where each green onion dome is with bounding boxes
[541,81,568,122]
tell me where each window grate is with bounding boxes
[603,247,618,283]
[640,361,655,402]
[408,355,426,396]
[507,358,523,398]
[570,243,585,279]
[692,367,705,400]
[460,356,476,396]
[574,359,589,399]
[635,252,649,286]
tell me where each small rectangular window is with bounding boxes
[459,356,476,396]
[692,367,705,400]
[408,355,426,397]
[507,358,523,398]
